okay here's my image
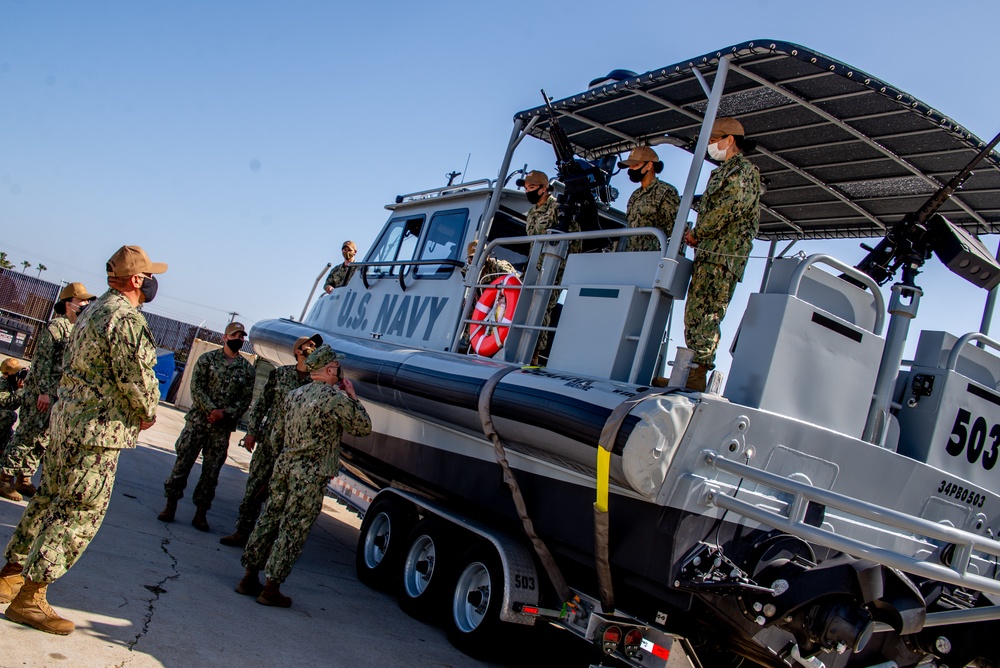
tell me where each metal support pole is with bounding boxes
[863,283,922,446]
[978,238,1000,347]
[300,263,332,322]
[759,239,778,292]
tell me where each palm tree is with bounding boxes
[0,252,13,270]
[20,260,30,273]
[36,263,47,278]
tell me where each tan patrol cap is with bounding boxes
[294,333,323,351]
[618,146,660,168]
[342,240,357,251]
[106,245,168,277]
[467,240,478,257]
[59,282,95,302]
[712,117,745,137]
[1,358,24,375]
[523,171,549,187]
[225,322,247,336]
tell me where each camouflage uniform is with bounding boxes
[525,195,580,358]
[5,289,159,583]
[323,263,356,291]
[625,178,680,252]
[232,364,313,536]
[242,381,371,584]
[162,348,254,508]
[1,316,74,478]
[684,153,761,368]
[0,379,21,453]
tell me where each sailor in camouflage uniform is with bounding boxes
[323,240,358,293]
[219,333,323,548]
[464,240,517,292]
[682,118,761,391]
[0,359,26,454]
[619,146,680,253]
[237,344,371,607]
[522,170,579,364]
[159,322,255,531]
[0,282,94,502]
[0,245,164,635]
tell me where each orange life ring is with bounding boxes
[469,274,521,357]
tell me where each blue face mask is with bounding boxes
[140,276,158,303]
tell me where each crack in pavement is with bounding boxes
[126,534,180,653]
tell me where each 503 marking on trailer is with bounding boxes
[514,573,536,591]
[945,407,1000,470]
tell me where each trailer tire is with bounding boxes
[446,541,506,658]
[398,517,463,621]
[356,496,416,593]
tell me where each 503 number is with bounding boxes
[946,408,1000,471]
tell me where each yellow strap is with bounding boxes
[596,446,611,512]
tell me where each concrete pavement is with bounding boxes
[0,403,596,668]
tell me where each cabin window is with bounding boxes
[415,209,469,278]
[365,215,425,279]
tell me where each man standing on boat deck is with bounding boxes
[620,146,680,253]
[323,240,358,293]
[0,282,95,502]
[522,170,578,364]
[219,332,323,548]
[236,344,371,607]
[0,245,164,635]
[158,322,255,531]
[682,117,761,392]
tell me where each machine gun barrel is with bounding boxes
[541,89,577,173]
[910,129,1000,227]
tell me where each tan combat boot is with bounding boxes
[5,579,75,635]
[220,531,248,547]
[191,506,210,532]
[14,475,36,497]
[684,365,708,392]
[235,568,262,597]
[0,561,24,604]
[256,579,292,607]
[157,498,177,522]
[0,474,22,502]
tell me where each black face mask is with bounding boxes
[226,339,244,353]
[526,189,542,205]
[140,276,158,304]
[627,168,645,183]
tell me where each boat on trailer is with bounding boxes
[251,40,1000,667]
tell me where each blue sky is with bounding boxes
[2,1,999,371]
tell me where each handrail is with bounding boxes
[788,253,886,336]
[946,332,1000,371]
[357,258,466,291]
[392,179,494,205]
[703,450,1000,597]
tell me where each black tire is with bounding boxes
[445,541,507,658]
[355,495,416,592]
[397,517,462,621]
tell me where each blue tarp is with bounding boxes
[154,348,175,401]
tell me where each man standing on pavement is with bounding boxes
[158,322,255,531]
[236,344,371,607]
[682,117,761,391]
[0,245,165,635]
[0,282,95,502]
[219,333,322,548]
[323,240,358,293]
[619,146,681,253]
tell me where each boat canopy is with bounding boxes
[514,40,1000,241]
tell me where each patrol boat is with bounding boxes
[251,40,1000,668]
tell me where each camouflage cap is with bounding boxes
[225,322,247,336]
[106,245,168,277]
[0,358,24,375]
[712,117,745,138]
[306,344,346,371]
[618,146,660,168]
[59,282,95,301]
[294,333,323,352]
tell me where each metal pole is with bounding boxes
[300,263,332,322]
[978,238,1000,347]
[759,239,778,292]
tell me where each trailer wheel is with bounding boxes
[356,495,416,592]
[446,542,505,658]
[398,517,459,621]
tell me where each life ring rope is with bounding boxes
[468,273,521,357]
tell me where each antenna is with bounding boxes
[461,153,471,184]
